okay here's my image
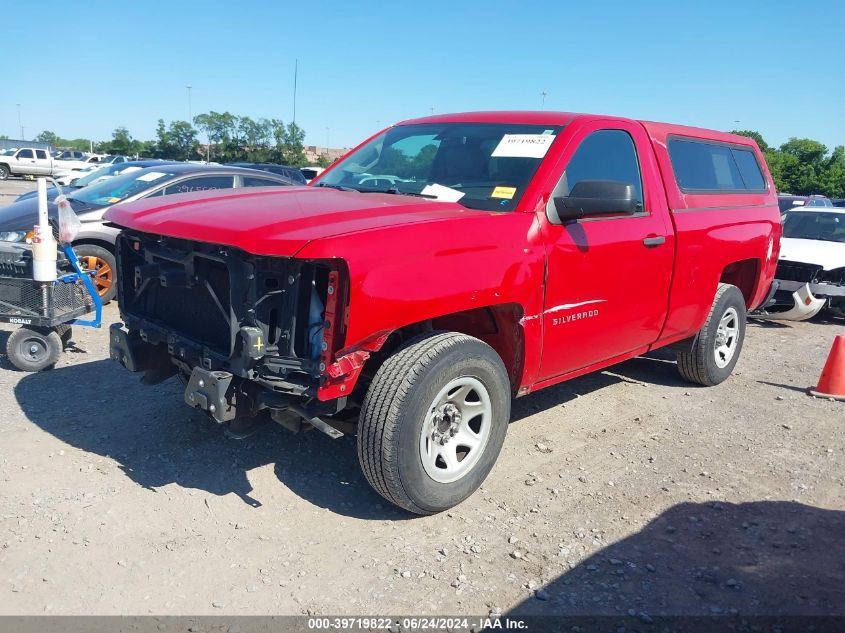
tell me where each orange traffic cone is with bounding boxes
[809,335,845,401]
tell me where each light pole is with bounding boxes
[16,103,23,139]
[325,127,330,153]
[540,91,547,110]
[186,85,192,122]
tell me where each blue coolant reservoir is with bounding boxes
[308,285,325,360]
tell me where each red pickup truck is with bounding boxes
[106,111,781,514]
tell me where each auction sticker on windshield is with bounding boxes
[136,171,168,182]
[491,186,516,199]
[491,134,555,158]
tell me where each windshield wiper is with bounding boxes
[315,183,358,192]
[357,186,436,199]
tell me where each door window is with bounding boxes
[242,176,288,188]
[552,129,644,210]
[162,175,235,195]
[35,150,48,159]
[17,149,34,159]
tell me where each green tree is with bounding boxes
[153,119,170,157]
[101,126,136,155]
[820,146,845,198]
[169,120,199,161]
[238,116,272,161]
[194,111,240,161]
[282,122,306,166]
[730,130,769,152]
[154,119,199,161]
[777,138,828,194]
[35,130,60,147]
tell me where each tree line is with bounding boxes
[27,121,845,195]
[731,130,843,197]
[34,112,332,168]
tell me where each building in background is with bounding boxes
[1,139,51,151]
[303,145,348,164]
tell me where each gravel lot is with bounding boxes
[0,180,843,618]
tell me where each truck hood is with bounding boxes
[104,187,486,256]
[779,237,845,271]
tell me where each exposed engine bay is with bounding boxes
[109,230,350,436]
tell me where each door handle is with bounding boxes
[642,235,666,247]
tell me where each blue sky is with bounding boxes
[3,0,844,151]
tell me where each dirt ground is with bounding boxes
[0,298,843,618]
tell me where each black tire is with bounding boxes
[6,326,62,372]
[0,165,9,181]
[56,325,73,348]
[676,283,747,386]
[73,244,117,303]
[357,331,511,515]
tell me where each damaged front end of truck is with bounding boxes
[108,230,360,438]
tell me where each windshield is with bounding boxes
[783,211,845,243]
[73,162,143,187]
[318,123,562,211]
[69,168,177,207]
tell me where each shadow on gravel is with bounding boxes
[747,317,792,329]
[506,500,844,626]
[511,349,690,423]
[757,380,812,395]
[14,359,405,520]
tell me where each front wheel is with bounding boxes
[0,165,9,181]
[357,331,511,515]
[676,283,747,386]
[73,244,117,303]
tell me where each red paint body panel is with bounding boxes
[107,111,781,399]
[105,186,480,257]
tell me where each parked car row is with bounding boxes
[0,147,130,180]
[0,147,324,185]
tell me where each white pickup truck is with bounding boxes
[0,147,71,180]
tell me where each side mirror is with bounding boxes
[549,180,640,223]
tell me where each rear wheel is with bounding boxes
[6,326,62,372]
[676,283,747,386]
[357,331,511,514]
[73,244,116,303]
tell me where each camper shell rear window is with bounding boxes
[667,137,767,193]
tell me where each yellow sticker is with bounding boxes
[108,197,121,203]
[491,186,516,200]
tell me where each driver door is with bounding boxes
[538,121,674,380]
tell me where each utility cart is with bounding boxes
[0,237,102,372]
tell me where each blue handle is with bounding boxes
[62,244,103,328]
